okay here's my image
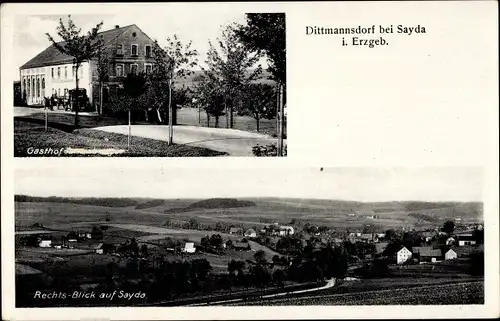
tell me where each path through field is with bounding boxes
[188,278,336,306]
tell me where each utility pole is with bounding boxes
[168,63,174,145]
[44,104,48,132]
[277,83,285,156]
[128,108,131,149]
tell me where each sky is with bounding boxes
[14,166,483,202]
[13,12,267,80]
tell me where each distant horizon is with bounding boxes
[15,167,483,203]
[14,194,483,204]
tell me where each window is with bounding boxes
[131,64,138,74]
[131,44,138,56]
[64,66,68,79]
[72,66,76,78]
[58,88,61,96]
[51,68,54,78]
[116,64,123,77]
[57,67,61,78]
[145,45,151,57]
[116,44,123,56]
[145,63,152,74]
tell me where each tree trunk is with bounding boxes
[225,101,229,128]
[206,111,210,127]
[256,116,260,132]
[168,73,173,145]
[99,83,103,116]
[277,83,284,156]
[215,116,219,128]
[44,106,48,132]
[230,104,233,129]
[74,65,80,128]
[128,108,131,149]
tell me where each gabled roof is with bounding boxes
[20,24,135,70]
[397,246,411,253]
[229,227,242,233]
[233,242,250,248]
[419,247,441,257]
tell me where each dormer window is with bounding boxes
[131,44,138,56]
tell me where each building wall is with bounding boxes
[397,248,412,264]
[20,62,91,106]
[19,25,155,108]
[445,250,457,260]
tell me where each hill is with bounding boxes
[15,196,482,231]
[165,198,256,214]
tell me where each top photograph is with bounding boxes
[13,12,286,157]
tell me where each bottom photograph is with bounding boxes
[13,166,484,307]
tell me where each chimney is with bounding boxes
[115,25,120,29]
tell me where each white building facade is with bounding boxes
[20,62,91,106]
[396,247,412,264]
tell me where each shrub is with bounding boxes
[252,143,287,156]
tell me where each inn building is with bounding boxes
[19,24,156,108]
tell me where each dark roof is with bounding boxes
[20,24,135,70]
[233,242,250,248]
[418,247,441,257]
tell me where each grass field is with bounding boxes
[15,198,483,233]
[237,280,484,305]
[14,120,225,157]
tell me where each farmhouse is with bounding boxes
[19,24,155,108]
[279,226,295,236]
[95,243,104,254]
[445,249,458,260]
[417,247,442,263]
[244,229,257,238]
[359,233,377,243]
[457,235,476,246]
[229,227,243,235]
[38,239,52,248]
[446,237,456,246]
[182,242,196,254]
[396,246,412,264]
[421,231,434,243]
[233,242,251,251]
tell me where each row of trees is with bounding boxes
[46,14,286,139]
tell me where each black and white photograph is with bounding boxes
[14,166,484,307]
[13,12,286,157]
[2,1,498,320]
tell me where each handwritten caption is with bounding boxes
[305,24,427,48]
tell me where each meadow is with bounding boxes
[15,197,483,233]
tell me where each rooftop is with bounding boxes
[20,24,136,70]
